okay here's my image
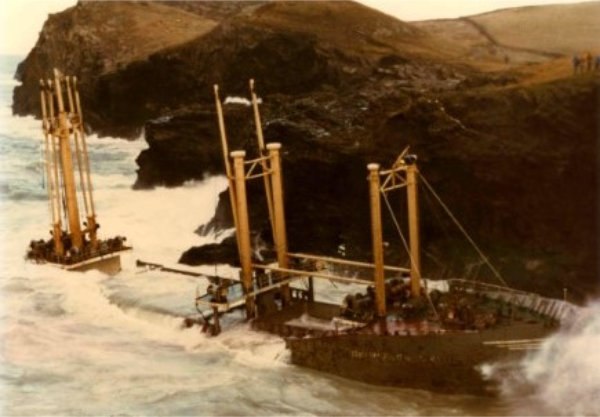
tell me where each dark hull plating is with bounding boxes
[285,322,553,395]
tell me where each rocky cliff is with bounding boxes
[14,1,453,137]
[13,1,599,300]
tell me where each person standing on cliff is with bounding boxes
[585,52,593,72]
[572,54,580,75]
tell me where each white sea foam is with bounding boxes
[515,302,600,415]
[0,108,41,141]
[480,300,600,415]
[224,96,262,106]
[0,76,20,87]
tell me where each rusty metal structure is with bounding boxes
[206,81,421,323]
[136,80,578,395]
[26,69,130,274]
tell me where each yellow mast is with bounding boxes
[231,150,256,319]
[71,76,99,249]
[45,79,63,237]
[406,163,421,298]
[378,153,422,299]
[39,80,64,256]
[40,81,55,224]
[214,85,241,256]
[65,78,90,218]
[267,143,291,303]
[249,79,276,242]
[368,163,386,317]
[53,68,83,250]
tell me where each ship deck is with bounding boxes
[252,299,361,336]
[250,285,560,340]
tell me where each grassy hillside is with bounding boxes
[471,2,600,55]
[245,2,440,58]
[34,2,219,75]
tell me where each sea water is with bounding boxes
[0,55,598,416]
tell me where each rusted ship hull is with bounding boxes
[248,283,576,395]
[187,87,580,396]
[285,322,553,395]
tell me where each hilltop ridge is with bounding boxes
[415,1,600,68]
[13,0,477,136]
[470,1,600,55]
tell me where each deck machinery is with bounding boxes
[26,69,130,274]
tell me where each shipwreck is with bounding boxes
[136,80,578,395]
[26,69,130,274]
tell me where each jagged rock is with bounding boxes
[179,236,240,266]
[14,1,447,138]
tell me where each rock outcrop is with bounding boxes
[14,1,452,137]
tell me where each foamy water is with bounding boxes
[0,55,598,416]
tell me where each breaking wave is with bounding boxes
[485,300,600,415]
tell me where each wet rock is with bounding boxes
[179,236,239,266]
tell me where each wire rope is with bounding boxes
[418,172,508,287]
